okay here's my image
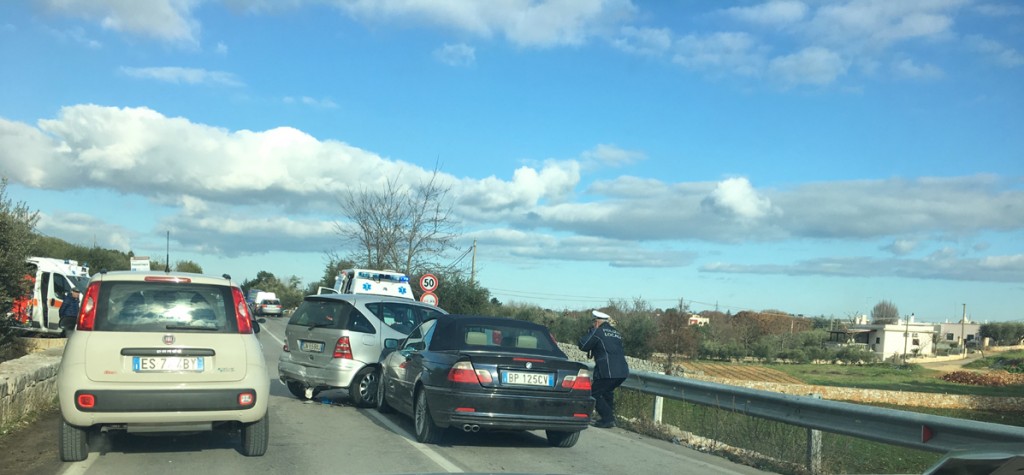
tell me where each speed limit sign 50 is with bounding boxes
[419,274,439,292]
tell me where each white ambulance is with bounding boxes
[331,269,414,300]
[9,257,91,335]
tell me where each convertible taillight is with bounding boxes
[447,361,492,384]
[562,368,592,391]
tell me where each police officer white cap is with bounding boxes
[592,310,611,320]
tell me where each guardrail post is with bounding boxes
[807,393,822,475]
[651,372,664,424]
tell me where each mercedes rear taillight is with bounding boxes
[333,337,353,359]
[76,282,101,331]
[230,287,253,334]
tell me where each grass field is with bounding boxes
[633,358,1024,473]
[687,360,1024,397]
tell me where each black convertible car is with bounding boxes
[376,314,594,447]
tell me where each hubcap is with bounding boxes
[359,372,377,402]
[415,392,426,434]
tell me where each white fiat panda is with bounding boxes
[56,271,270,461]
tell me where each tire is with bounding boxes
[59,418,88,462]
[286,381,309,400]
[376,372,394,414]
[546,430,581,448]
[349,366,378,408]
[414,389,443,444]
[240,414,269,457]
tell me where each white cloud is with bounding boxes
[283,96,339,108]
[673,32,766,77]
[893,58,944,79]
[966,35,1024,68]
[38,0,201,45]
[611,26,672,56]
[36,211,134,252]
[215,41,228,55]
[768,46,847,86]
[974,3,1024,16]
[580,144,645,168]
[4,106,1024,277]
[882,239,918,255]
[433,43,475,66]
[46,26,102,48]
[457,161,581,216]
[808,0,966,49]
[701,177,776,221]
[328,0,636,48]
[725,0,809,26]
[121,66,244,87]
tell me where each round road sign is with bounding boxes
[419,274,439,292]
[420,292,439,306]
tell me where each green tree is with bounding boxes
[242,271,305,310]
[980,322,1024,346]
[0,178,39,361]
[653,310,699,372]
[304,254,357,295]
[430,272,491,315]
[174,260,203,274]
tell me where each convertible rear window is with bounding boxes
[431,317,565,357]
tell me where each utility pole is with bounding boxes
[961,303,967,359]
[470,239,477,284]
[902,313,911,364]
[165,230,170,272]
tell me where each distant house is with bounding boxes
[687,314,709,326]
[936,320,982,351]
[828,314,936,360]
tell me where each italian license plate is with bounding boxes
[300,340,325,352]
[502,371,552,386]
[132,357,204,372]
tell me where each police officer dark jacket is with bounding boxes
[577,312,629,379]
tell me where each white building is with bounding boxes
[828,315,937,360]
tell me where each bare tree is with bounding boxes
[335,169,459,275]
[871,300,900,324]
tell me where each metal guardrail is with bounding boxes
[622,371,1024,472]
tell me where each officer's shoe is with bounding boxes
[592,420,615,429]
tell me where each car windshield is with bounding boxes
[94,282,235,333]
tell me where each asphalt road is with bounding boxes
[1,318,776,475]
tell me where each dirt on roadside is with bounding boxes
[0,408,64,475]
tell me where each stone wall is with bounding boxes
[0,346,62,429]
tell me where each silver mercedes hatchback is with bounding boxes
[277,293,447,407]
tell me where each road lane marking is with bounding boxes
[365,411,463,473]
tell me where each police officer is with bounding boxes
[59,288,81,335]
[578,310,629,428]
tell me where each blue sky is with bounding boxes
[1,0,1022,321]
